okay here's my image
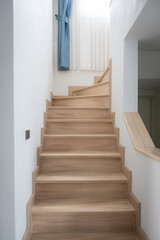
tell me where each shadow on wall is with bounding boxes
[138,53,160,148]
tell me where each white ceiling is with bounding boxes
[126,0,160,51]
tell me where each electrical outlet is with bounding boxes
[25,130,30,140]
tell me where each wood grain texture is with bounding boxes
[45,119,113,135]
[123,112,160,162]
[31,232,139,240]
[23,62,148,240]
[73,82,110,96]
[40,155,122,175]
[47,107,110,119]
[69,86,86,96]
[35,181,128,201]
[32,207,135,233]
[43,134,117,152]
[52,95,109,108]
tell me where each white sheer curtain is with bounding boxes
[70,0,109,71]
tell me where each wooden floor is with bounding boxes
[28,67,140,240]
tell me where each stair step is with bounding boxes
[32,199,134,214]
[52,94,109,100]
[72,82,110,96]
[48,106,109,109]
[46,119,113,122]
[47,107,110,119]
[43,134,117,152]
[40,151,121,158]
[31,232,139,240]
[43,134,116,138]
[36,174,127,183]
[40,151,122,175]
[35,173,128,201]
[31,200,135,233]
[45,119,113,135]
[52,95,109,108]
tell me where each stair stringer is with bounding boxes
[22,99,52,240]
[117,144,149,240]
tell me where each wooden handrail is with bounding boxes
[97,59,112,83]
[123,112,160,162]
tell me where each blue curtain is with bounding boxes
[56,0,72,71]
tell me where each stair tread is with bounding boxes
[36,173,127,183]
[40,151,121,158]
[52,94,109,100]
[46,119,113,123]
[73,81,109,93]
[43,134,116,138]
[48,106,109,109]
[31,232,139,240]
[32,199,134,214]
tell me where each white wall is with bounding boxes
[110,1,160,240]
[124,40,138,112]
[139,51,160,79]
[0,1,15,240]
[53,0,103,96]
[14,0,53,239]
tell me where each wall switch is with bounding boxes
[25,130,30,140]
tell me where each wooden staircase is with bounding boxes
[23,61,148,240]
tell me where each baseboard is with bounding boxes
[129,192,149,240]
[22,228,31,240]
[22,194,35,240]
[22,166,39,240]
[137,225,150,240]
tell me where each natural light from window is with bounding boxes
[80,0,108,18]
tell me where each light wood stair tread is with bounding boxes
[30,232,139,240]
[52,94,109,100]
[48,106,109,109]
[40,151,122,158]
[36,173,127,183]
[43,134,116,138]
[32,199,134,214]
[72,81,109,93]
[46,119,113,123]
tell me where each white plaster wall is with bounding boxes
[14,0,53,239]
[124,40,138,112]
[110,1,160,239]
[0,1,15,240]
[139,51,160,79]
[53,0,103,96]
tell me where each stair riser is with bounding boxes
[32,212,135,233]
[35,182,128,201]
[47,108,110,119]
[73,83,110,96]
[40,158,122,175]
[31,232,139,240]
[52,96,109,108]
[45,122,113,135]
[43,137,117,152]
